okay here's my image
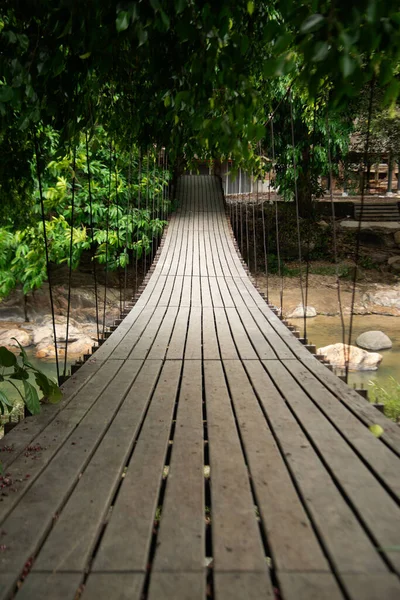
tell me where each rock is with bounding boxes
[32,322,81,345]
[0,328,32,348]
[356,331,392,351]
[287,304,317,318]
[35,335,94,359]
[388,256,400,272]
[317,343,382,371]
[394,231,400,246]
[363,286,400,310]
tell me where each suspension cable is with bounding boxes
[289,91,306,328]
[102,141,113,338]
[114,145,123,317]
[346,79,375,383]
[326,112,346,363]
[85,131,100,343]
[33,130,60,385]
[63,145,76,378]
[271,118,283,315]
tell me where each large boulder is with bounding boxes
[32,323,82,345]
[0,328,32,349]
[35,335,94,359]
[388,256,400,273]
[394,231,400,246]
[317,343,382,371]
[287,304,317,318]
[356,331,392,351]
[363,287,400,310]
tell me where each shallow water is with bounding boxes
[305,315,400,389]
[1,349,72,405]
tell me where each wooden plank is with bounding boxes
[264,360,400,573]
[225,308,258,360]
[185,307,202,360]
[147,306,179,360]
[16,573,82,600]
[0,360,138,599]
[153,361,204,572]
[248,306,294,360]
[111,306,157,359]
[203,307,220,360]
[33,360,161,573]
[0,359,124,524]
[129,306,168,359]
[235,306,276,360]
[0,358,103,472]
[214,573,274,600]
[277,573,344,600]
[341,573,400,600]
[169,274,184,306]
[166,306,190,360]
[245,360,387,574]
[180,276,192,307]
[204,361,267,572]
[284,359,400,502]
[303,357,400,455]
[216,277,235,307]
[191,276,201,307]
[209,276,223,307]
[200,276,213,307]
[148,573,205,600]
[92,360,182,572]
[213,307,238,360]
[82,574,145,600]
[224,360,331,573]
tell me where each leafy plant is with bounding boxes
[0,341,62,416]
[368,377,400,423]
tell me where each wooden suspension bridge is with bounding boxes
[1,175,400,600]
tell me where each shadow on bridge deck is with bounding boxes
[1,176,400,600]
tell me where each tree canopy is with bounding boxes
[1,0,399,221]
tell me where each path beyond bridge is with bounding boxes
[1,176,400,600]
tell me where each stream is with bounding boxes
[305,315,400,390]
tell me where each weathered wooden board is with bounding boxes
[3,174,400,600]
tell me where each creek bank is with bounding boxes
[0,285,127,358]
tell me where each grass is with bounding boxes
[368,376,400,423]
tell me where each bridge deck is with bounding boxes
[1,176,400,600]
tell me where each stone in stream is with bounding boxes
[356,331,392,351]
[287,304,317,318]
[317,343,382,371]
[0,328,31,349]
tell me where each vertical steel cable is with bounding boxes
[261,140,269,300]
[252,171,257,274]
[326,113,346,361]
[34,131,60,385]
[135,149,142,298]
[85,131,100,343]
[124,142,132,313]
[245,173,250,267]
[144,149,150,275]
[63,145,76,378]
[271,119,283,315]
[102,141,113,338]
[289,91,306,329]
[114,145,123,316]
[346,80,374,383]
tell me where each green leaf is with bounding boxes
[9,364,29,380]
[0,390,14,410]
[300,14,325,34]
[23,380,41,415]
[35,371,62,404]
[369,424,384,438]
[312,41,329,62]
[247,2,255,16]
[150,0,161,10]
[79,52,92,60]
[341,54,355,78]
[160,10,170,29]
[137,27,148,47]
[0,86,13,103]
[0,346,17,368]
[116,11,130,33]
[175,0,186,14]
